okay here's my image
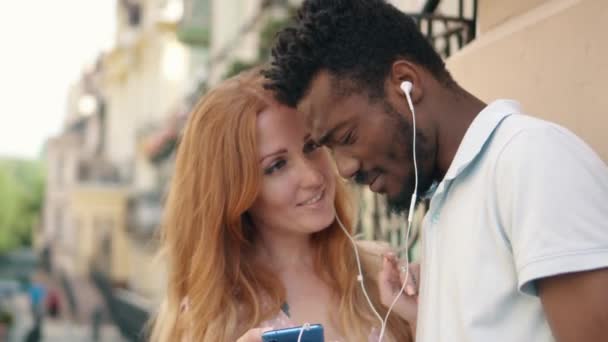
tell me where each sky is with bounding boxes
[0,1,117,159]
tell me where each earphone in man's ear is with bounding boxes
[400,81,415,126]
[398,80,418,224]
[376,80,420,341]
[400,80,413,96]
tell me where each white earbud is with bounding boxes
[400,80,413,95]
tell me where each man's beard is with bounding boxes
[382,100,434,215]
[385,159,435,214]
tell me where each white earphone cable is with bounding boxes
[338,82,418,342]
[336,215,385,327]
[297,323,311,342]
[378,82,418,342]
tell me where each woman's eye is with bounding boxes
[264,159,286,175]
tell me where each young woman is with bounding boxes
[150,68,417,341]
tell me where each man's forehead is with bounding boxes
[297,71,336,138]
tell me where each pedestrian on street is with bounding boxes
[27,280,46,321]
[46,288,60,318]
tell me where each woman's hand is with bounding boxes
[236,327,273,342]
[378,253,420,326]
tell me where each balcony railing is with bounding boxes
[91,270,150,341]
[408,0,478,59]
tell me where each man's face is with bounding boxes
[297,71,436,213]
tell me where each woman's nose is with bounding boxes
[299,158,325,188]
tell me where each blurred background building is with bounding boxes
[1,0,605,341]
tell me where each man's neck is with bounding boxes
[432,85,486,181]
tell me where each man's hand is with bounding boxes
[538,268,608,342]
[378,253,419,327]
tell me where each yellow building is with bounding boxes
[97,0,205,302]
[68,185,130,283]
[43,0,207,305]
[43,86,132,286]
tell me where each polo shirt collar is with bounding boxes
[443,99,522,182]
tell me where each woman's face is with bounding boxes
[248,104,337,237]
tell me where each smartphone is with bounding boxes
[261,324,324,342]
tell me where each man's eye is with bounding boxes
[342,130,355,145]
[264,160,286,175]
[304,141,321,153]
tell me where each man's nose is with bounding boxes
[333,150,360,180]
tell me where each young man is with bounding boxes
[263,0,608,341]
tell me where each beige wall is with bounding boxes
[478,0,549,33]
[448,0,608,162]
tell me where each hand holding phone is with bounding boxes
[237,327,275,342]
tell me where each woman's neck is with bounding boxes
[255,228,315,273]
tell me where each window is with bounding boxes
[121,0,142,27]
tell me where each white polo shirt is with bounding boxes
[415,100,608,342]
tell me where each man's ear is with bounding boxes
[388,59,424,104]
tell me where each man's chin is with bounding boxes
[386,192,411,215]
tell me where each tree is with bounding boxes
[0,159,45,254]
